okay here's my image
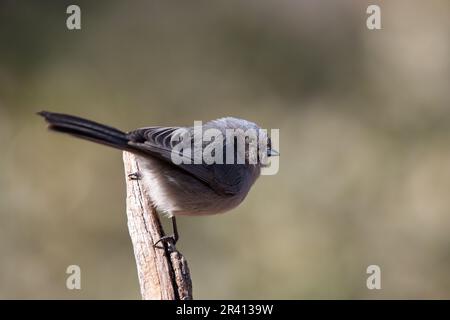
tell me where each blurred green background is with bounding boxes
[1,0,449,299]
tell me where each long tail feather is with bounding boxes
[38,111,130,150]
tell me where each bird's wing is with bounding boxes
[126,127,246,195]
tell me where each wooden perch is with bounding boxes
[123,152,193,300]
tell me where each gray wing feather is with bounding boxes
[126,127,245,195]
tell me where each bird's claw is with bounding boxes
[128,172,142,180]
[154,235,178,249]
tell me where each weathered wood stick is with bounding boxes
[123,151,193,300]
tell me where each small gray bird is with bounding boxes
[38,111,278,244]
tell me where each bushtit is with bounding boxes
[38,111,278,244]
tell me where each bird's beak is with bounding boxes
[268,149,279,157]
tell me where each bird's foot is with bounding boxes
[128,172,142,180]
[154,235,178,250]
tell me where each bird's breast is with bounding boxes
[135,156,250,216]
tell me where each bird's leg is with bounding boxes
[171,216,179,243]
[128,171,142,180]
[154,216,179,248]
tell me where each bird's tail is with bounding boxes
[38,111,131,150]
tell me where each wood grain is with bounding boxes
[123,151,193,300]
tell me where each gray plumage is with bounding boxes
[38,111,273,217]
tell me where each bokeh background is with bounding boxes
[1,0,449,299]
